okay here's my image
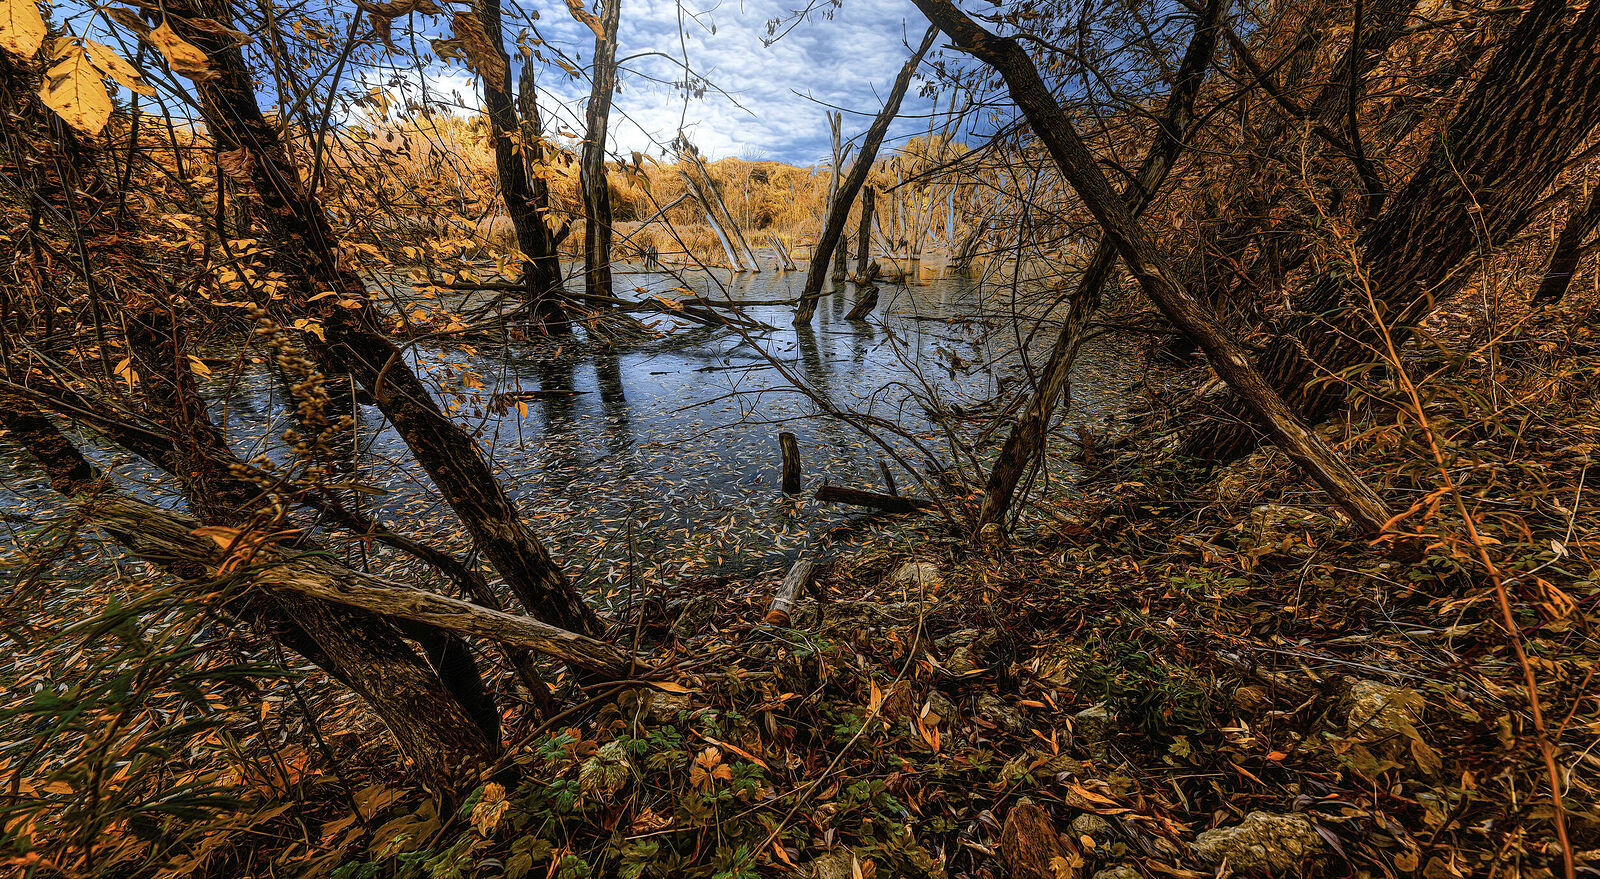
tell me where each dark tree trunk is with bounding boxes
[0,50,502,782]
[1178,0,1600,462]
[522,65,571,293]
[1533,182,1600,303]
[154,0,602,637]
[479,0,568,331]
[974,0,1230,530]
[794,28,938,325]
[855,186,876,279]
[0,390,496,788]
[911,0,1393,533]
[582,0,622,300]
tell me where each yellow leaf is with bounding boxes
[39,42,113,135]
[186,354,212,377]
[147,20,215,82]
[450,11,507,84]
[193,525,246,548]
[563,0,605,39]
[514,400,529,418]
[0,0,47,58]
[83,39,154,96]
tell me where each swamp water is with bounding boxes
[1,263,1141,603]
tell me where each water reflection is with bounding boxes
[0,259,1139,594]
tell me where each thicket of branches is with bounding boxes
[1,0,1598,875]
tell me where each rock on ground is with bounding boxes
[1193,811,1326,874]
[889,560,942,593]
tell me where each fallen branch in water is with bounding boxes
[816,483,934,513]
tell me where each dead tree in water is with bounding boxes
[582,0,622,299]
[794,27,938,325]
[145,0,603,636]
[686,147,761,271]
[855,185,876,279]
[478,0,568,331]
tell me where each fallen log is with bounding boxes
[816,483,933,513]
[763,558,817,626]
[83,493,639,678]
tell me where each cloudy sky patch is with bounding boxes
[508,0,946,166]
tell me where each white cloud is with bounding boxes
[509,0,947,165]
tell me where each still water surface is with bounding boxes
[1,263,1139,599]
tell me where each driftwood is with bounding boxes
[769,234,797,271]
[845,262,881,320]
[779,432,802,495]
[84,493,638,677]
[687,149,761,271]
[816,483,933,513]
[763,558,817,626]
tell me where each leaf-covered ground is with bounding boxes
[3,306,1597,879]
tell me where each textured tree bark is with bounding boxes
[855,186,876,279]
[582,0,622,300]
[479,0,568,331]
[155,0,602,637]
[0,391,497,788]
[1178,0,1600,461]
[794,27,938,325]
[521,64,571,293]
[973,0,1230,530]
[0,55,503,785]
[912,0,1393,533]
[1533,182,1600,303]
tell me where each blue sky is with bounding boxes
[504,0,947,166]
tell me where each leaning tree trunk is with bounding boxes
[911,0,1394,534]
[973,0,1230,530]
[582,0,622,300]
[794,27,938,325]
[479,0,568,331]
[1532,181,1600,303]
[0,390,496,789]
[688,150,760,271]
[152,0,602,636]
[1177,0,1600,462]
[0,54,500,786]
